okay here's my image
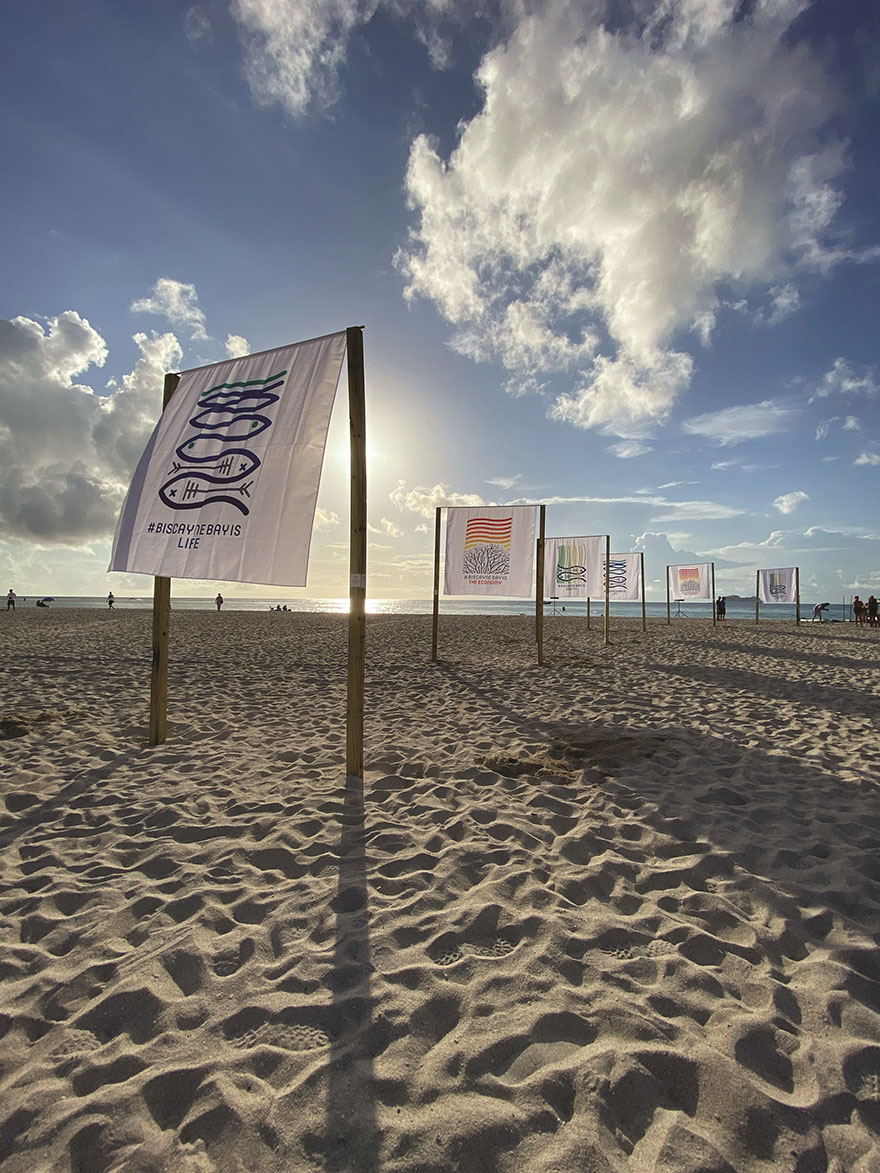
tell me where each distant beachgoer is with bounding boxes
[215,593,223,612]
[6,589,15,611]
[811,602,829,622]
[107,592,115,609]
[716,596,726,620]
[853,596,864,625]
[868,596,878,627]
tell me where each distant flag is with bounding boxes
[444,506,536,597]
[543,535,606,598]
[668,562,712,601]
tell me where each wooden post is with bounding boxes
[431,507,441,661]
[711,562,717,627]
[604,535,611,645]
[640,552,647,631]
[149,372,180,746]
[666,566,671,625]
[536,505,545,666]
[755,570,760,624]
[346,326,367,779]
[795,566,800,625]
[587,596,591,630]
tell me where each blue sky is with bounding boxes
[2,0,878,602]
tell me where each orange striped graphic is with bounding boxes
[465,516,512,549]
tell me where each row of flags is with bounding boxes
[108,332,798,605]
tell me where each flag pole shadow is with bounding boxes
[324,770,379,1171]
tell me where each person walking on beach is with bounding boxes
[107,591,115,609]
[6,589,15,611]
[215,593,223,612]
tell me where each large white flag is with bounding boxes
[109,331,347,586]
[604,553,642,601]
[758,566,797,603]
[668,562,712,601]
[544,536,606,598]
[444,506,536,597]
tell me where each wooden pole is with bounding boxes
[795,566,800,625]
[604,535,611,645]
[666,566,671,625]
[711,562,716,627]
[587,596,590,630]
[149,372,180,746]
[755,570,760,625]
[346,326,367,779]
[536,505,545,665]
[640,552,647,631]
[431,507,441,661]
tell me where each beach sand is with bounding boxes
[1,608,879,1171]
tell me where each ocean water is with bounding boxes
[18,596,854,622]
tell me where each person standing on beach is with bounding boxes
[107,592,115,609]
[716,596,726,620]
[215,593,223,611]
[853,596,864,625]
[868,596,878,627]
[6,589,15,611]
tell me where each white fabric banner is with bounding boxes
[604,553,642,601]
[668,562,712,601]
[758,566,797,603]
[543,535,606,598]
[109,331,348,586]
[444,506,536,597]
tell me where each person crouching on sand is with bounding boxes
[811,601,829,622]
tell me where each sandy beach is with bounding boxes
[1,608,879,1171]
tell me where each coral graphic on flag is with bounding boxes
[463,516,512,577]
[677,566,701,595]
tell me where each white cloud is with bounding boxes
[369,517,403,538]
[486,473,521,489]
[683,399,796,445]
[397,0,849,435]
[0,312,178,542]
[390,479,484,518]
[774,490,809,514]
[810,357,879,400]
[854,451,880,467]
[225,333,250,358]
[130,278,208,341]
[608,439,652,459]
[313,507,341,529]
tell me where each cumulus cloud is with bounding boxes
[854,451,880,467]
[810,357,879,400]
[683,399,797,445]
[773,490,809,514]
[0,313,176,543]
[390,479,484,518]
[130,278,208,340]
[397,0,850,434]
[225,334,251,358]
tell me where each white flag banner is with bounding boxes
[604,553,642,601]
[544,535,606,598]
[758,566,797,603]
[109,331,348,586]
[444,506,536,597]
[668,562,712,601]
